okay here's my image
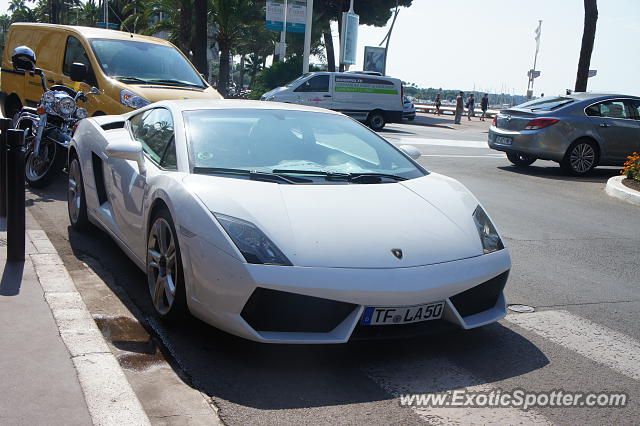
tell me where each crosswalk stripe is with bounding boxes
[362,357,551,425]
[389,137,490,149]
[505,310,640,381]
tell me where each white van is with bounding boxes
[261,71,404,130]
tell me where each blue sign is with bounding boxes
[265,1,306,33]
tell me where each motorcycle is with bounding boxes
[11,46,100,188]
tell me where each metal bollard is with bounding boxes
[0,118,11,218]
[6,129,25,262]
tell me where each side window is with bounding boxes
[595,100,631,120]
[585,103,601,117]
[294,75,329,93]
[129,108,177,169]
[63,36,97,86]
[625,100,640,120]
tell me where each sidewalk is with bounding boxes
[0,211,149,426]
[0,213,92,425]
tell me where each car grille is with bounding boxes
[450,271,509,318]
[241,288,357,333]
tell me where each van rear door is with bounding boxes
[292,74,333,110]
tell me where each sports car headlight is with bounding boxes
[58,96,76,115]
[214,213,292,266]
[472,205,504,254]
[120,89,151,109]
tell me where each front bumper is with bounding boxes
[488,125,569,162]
[184,239,511,343]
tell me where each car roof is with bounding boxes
[144,99,344,115]
[11,23,173,46]
[568,92,640,101]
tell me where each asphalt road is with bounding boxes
[25,113,640,425]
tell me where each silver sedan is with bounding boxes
[488,93,640,175]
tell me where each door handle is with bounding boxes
[599,123,610,128]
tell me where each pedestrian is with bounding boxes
[435,94,441,115]
[466,93,475,121]
[454,91,464,124]
[480,93,489,121]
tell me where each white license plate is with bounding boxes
[361,301,445,326]
[495,136,513,145]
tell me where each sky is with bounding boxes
[2,0,638,96]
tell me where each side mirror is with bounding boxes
[399,144,422,160]
[70,62,87,82]
[12,45,36,72]
[106,140,146,174]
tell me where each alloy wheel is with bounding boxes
[569,143,596,174]
[67,160,82,224]
[147,218,178,315]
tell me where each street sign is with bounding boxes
[364,46,386,74]
[266,1,306,33]
[340,11,359,65]
[527,69,541,79]
[588,69,597,78]
[96,22,119,30]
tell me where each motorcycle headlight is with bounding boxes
[58,96,76,115]
[120,89,151,109]
[75,107,88,119]
[472,205,504,254]
[41,91,55,104]
[213,213,292,266]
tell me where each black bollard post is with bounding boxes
[6,129,25,262]
[0,118,11,218]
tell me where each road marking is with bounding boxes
[505,310,640,381]
[362,357,551,425]
[391,137,490,149]
[421,154,504,159]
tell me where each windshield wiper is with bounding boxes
[348,173,407,183]
[146,79,204,88]
[112,76,149,84]
[272,169,406,183]
[193,167,312,184]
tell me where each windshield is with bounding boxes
[90,39,205,88]
[285,74,310,87]
[183,109,426,183]
[516,96,574,111]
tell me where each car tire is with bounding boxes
[147,208,189,322]
[67,156,90,231]
[367,111,386,130]
[506,152,536,167]
[560,139,599,176]
[408,116,415,121]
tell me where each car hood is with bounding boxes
[131,85,222,102]
[183,173,484,268]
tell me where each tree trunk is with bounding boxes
[575,0,598,92]
[218,40,231,97]
[178,0,193,56]
[323,30,335,72]
[337,11,344,72]
[238,55,245,91]
[193,0,208,79]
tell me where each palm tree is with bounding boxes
[575,0,598,92]
[209,0,261,97]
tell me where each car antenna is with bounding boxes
[107,3,133,36]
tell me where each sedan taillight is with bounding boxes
[524,118,559,130]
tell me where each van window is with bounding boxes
[63,36,97,86]
[294,75,329,93]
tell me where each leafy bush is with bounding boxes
[621,152,640,181]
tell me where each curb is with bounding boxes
[27,229,151,426]
[605,175,640,206]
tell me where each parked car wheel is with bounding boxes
[147,208,188,322]
[67,156,90,231]
[367,111,386,130]
[560,139,599,176]
[506,152,536,167]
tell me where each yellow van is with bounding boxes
[1,23,222,118]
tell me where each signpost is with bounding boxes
[339,4,359,68]
[266,0,307,61]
